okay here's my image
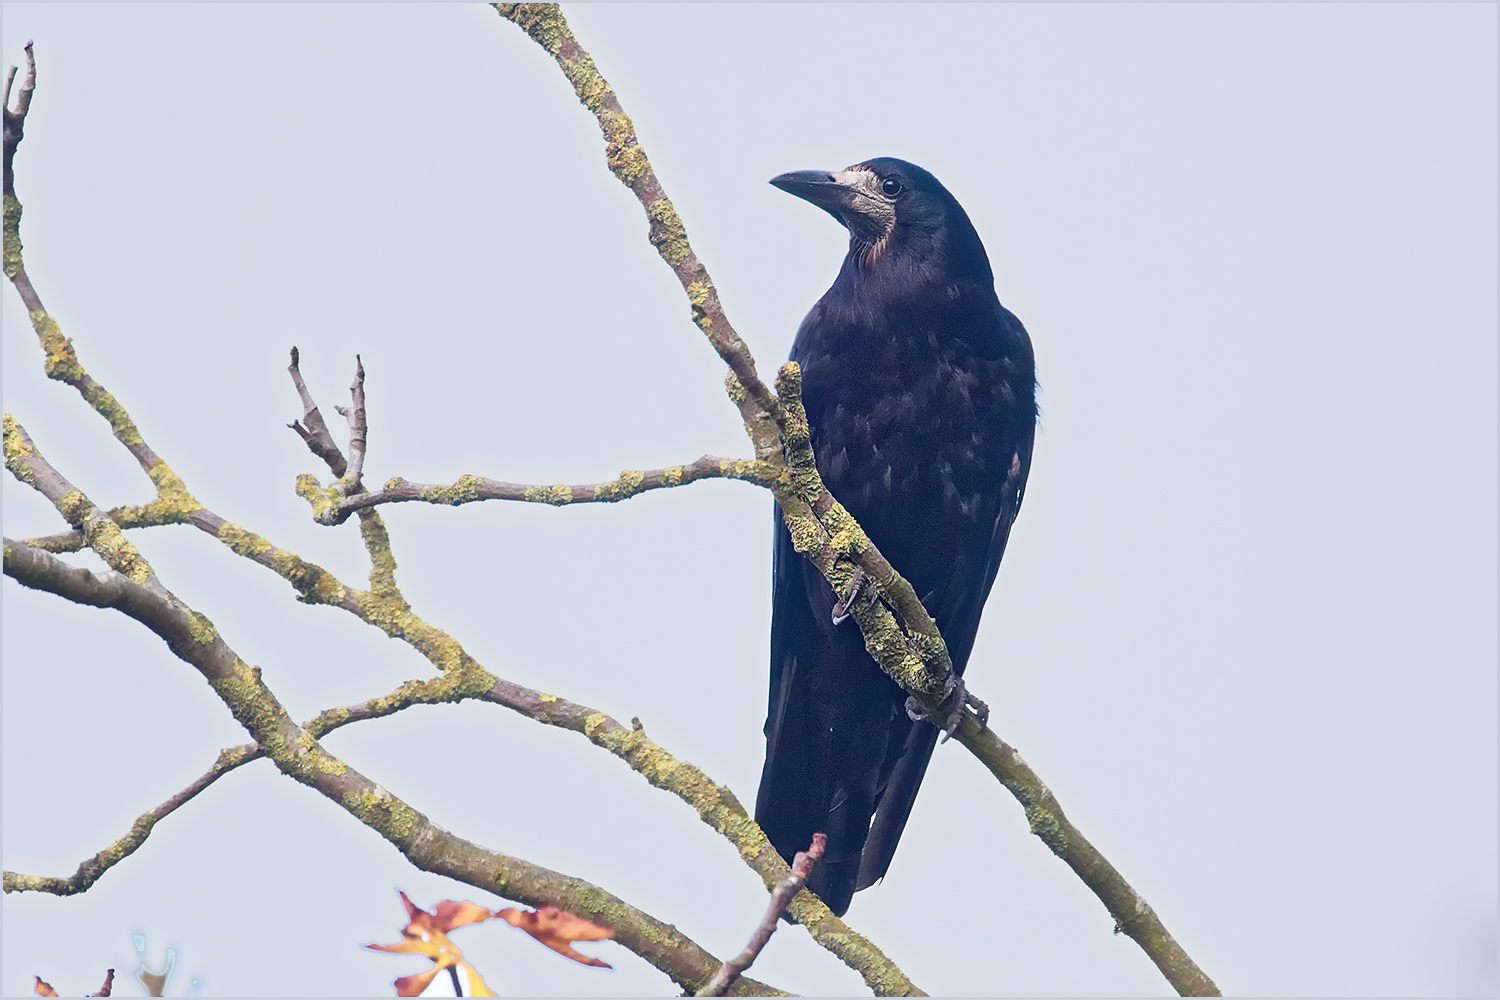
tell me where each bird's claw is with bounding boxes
[905,675,989,743]
[831,566,867,625]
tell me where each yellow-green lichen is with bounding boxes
[645,199,691,268]
[294,473,341,522]
[582,712,609,739]
[186,612,219,646]
[81,520,153,585]
[724,372,746,405]
[81,380,145,448]
[686,280,714,309]
[593,469,644,502]
[3,415,37,485]
[3,195,23,278]
[1025,801,1069,855]
[342,785,419,842]
[146,458,195,503]
[785,510,825,556]
[209,660,290,760]
[720,459,778,489]
[56,489,89,526]
[31,311,85,385]
[823,502,869,556]
[420,474,483,506]
[218,522,273,559]
[270,548,348,606]
[525,483,573,505]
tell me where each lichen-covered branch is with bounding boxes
[0,536,785,998]
[1,744,261,896]
[952,714,1219,996]
[492,3,783,465]
[295,454,781,525]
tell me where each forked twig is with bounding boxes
[698,834,827,997]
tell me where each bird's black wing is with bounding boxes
[856,387,1034,890]
[758,503,905,916]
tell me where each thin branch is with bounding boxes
[332,354,367,487]
[3,40,35,200]
[0,537,786,998]
[298,454,781,525]
[287,346,348,478]
[2,745,262,896]
[492,4,783,465]
[953,714,1219,996]
[3,414,173,600]
[699,834,826,997]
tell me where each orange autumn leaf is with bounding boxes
[368,892,503,997]
[367,891,490,997]
[496,905,615,968]
[33,977,57,998]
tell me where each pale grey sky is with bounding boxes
[3,4,1495,996]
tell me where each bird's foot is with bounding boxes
[831,566,867,625]
[906,675,990,743]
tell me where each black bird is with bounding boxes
[755,158,1037,916]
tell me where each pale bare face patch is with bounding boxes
[831,166,897,259]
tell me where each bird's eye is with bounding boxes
[881,178,902,197]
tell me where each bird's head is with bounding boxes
[770,157,991,282]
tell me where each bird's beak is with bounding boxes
[770,170,857,216]
[771,168,895,248]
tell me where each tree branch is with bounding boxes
[953,714,1219,996]
[296,454,781,524]
[0,536,786,998]
[492,4,784,465]
[2,744,262,896]
[699,834,826,997]
[287,346,348,478]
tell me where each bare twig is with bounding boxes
[287,346,348,478]
[699,833,827,997]
[3,40,35,200]
[0,536,785,998]
[332,354,367,487]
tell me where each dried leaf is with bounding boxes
[392,967,442,998]
[368,891,499,996]
[431,899,495,933]
[33,977,58,998]
[496,906,615,968]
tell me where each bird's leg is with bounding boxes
[830,565,867,625]
[906,674,989,743]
